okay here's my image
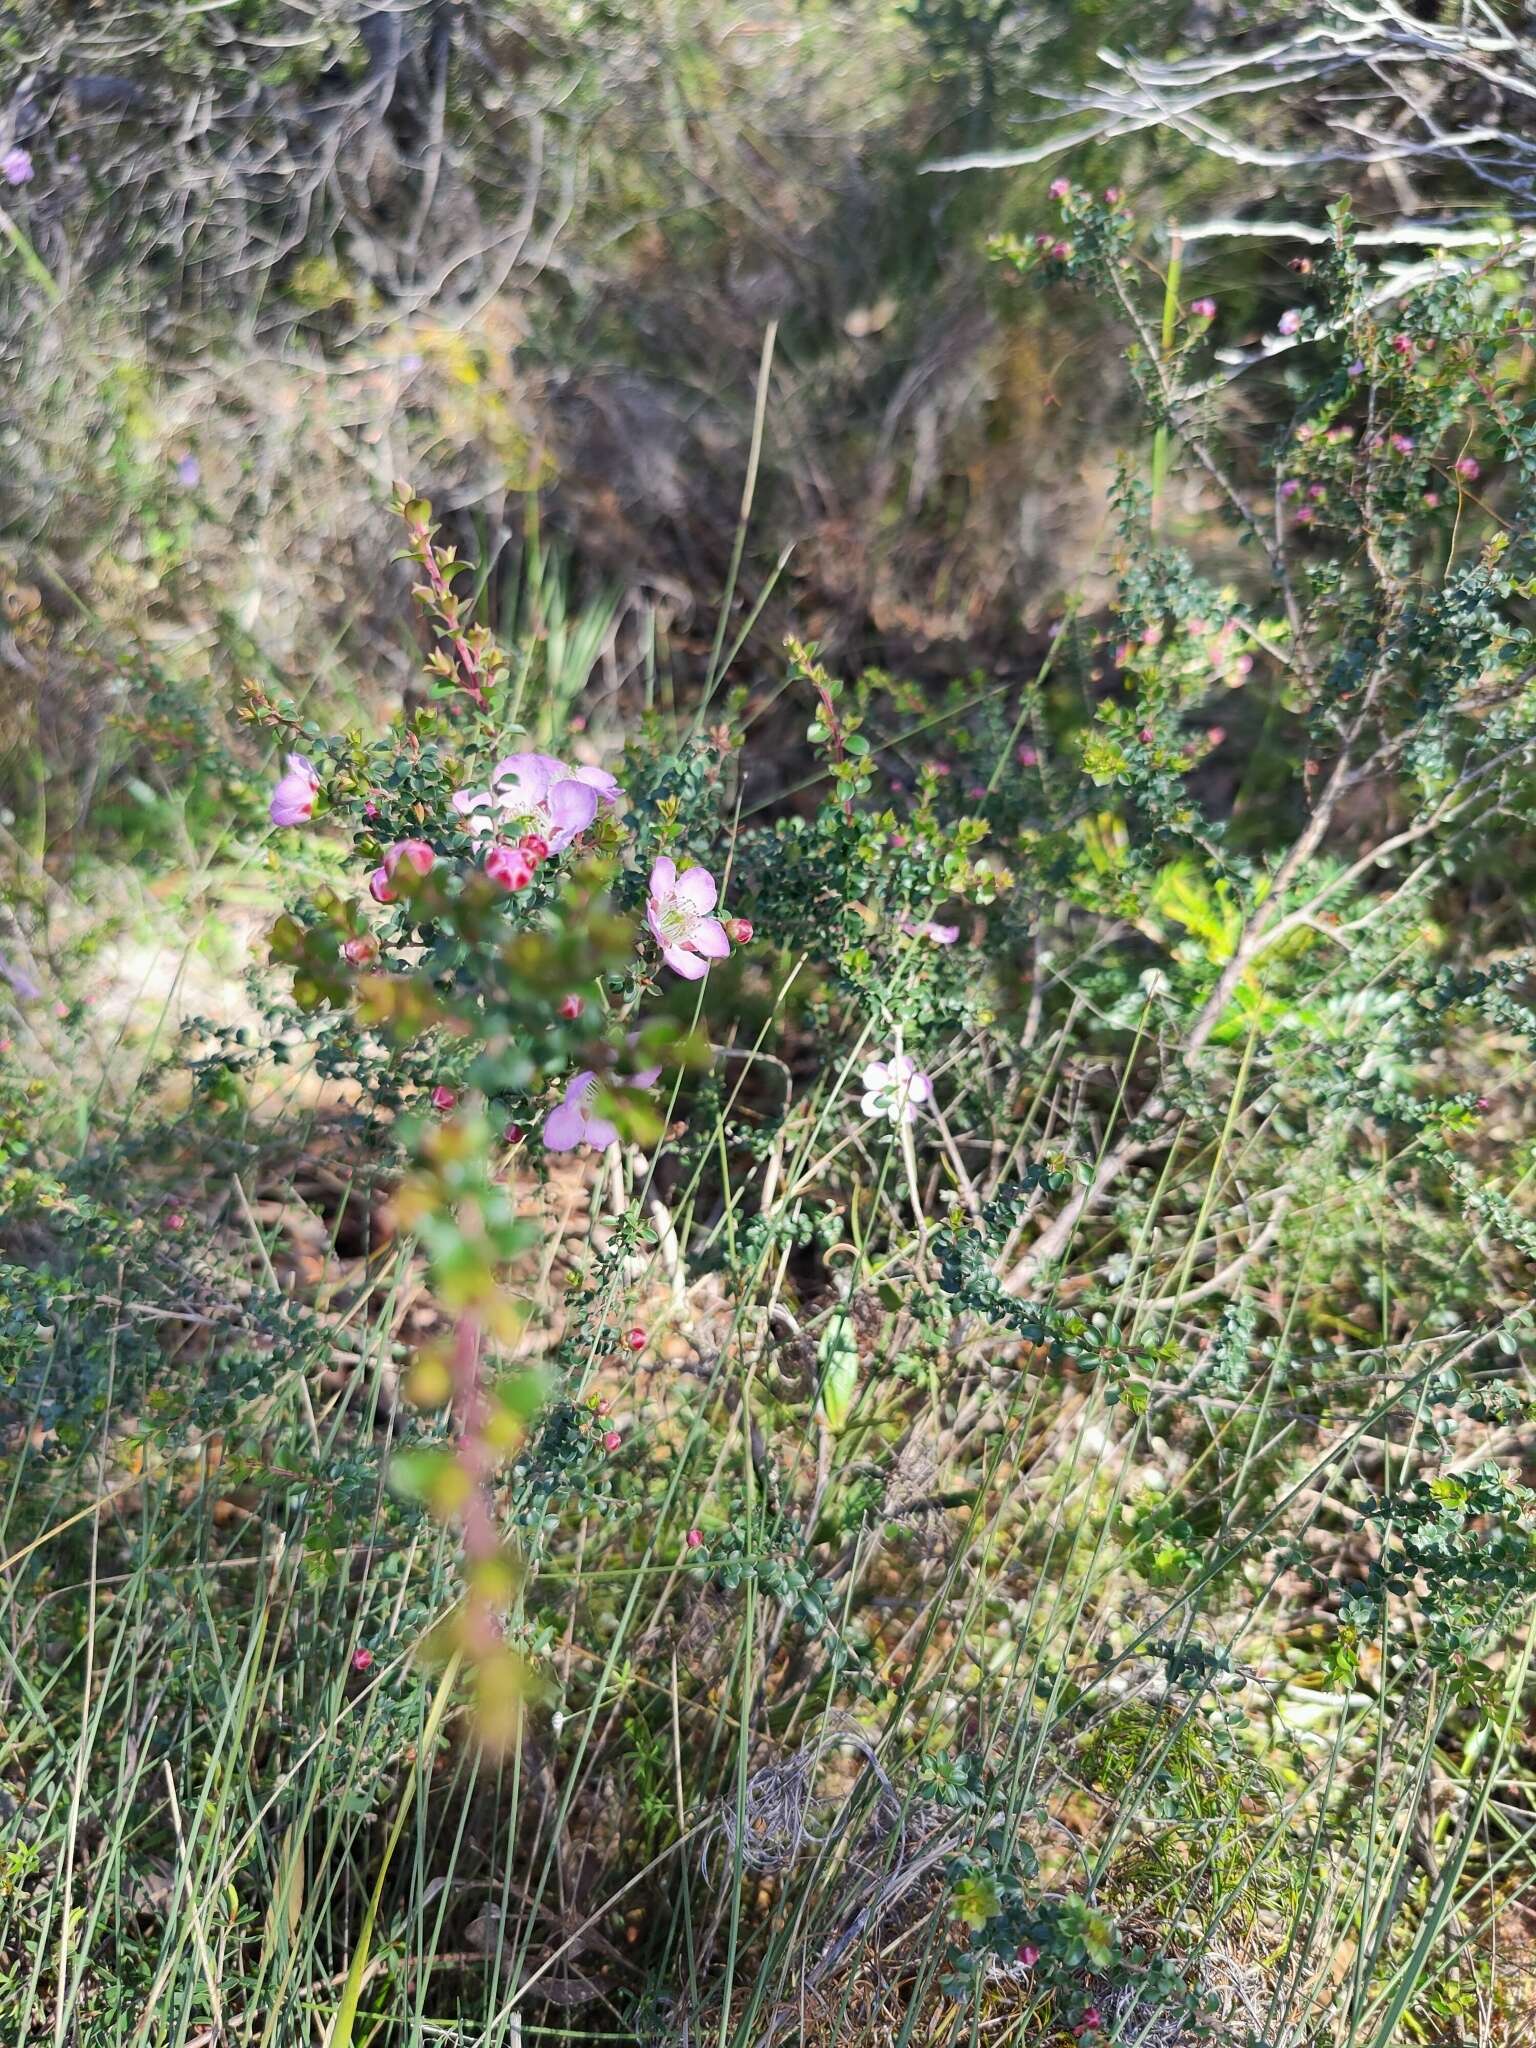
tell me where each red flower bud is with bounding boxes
[431,1085,456,1112]
[724,917,754,945]
[625,1326,647,1352]
[486,844,535,891]
[558,994,582,1020]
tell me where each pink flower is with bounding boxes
[352,1648,374,1672]
[543,1058,662,1154]
[544,1069,619,1151]
[485,843,535,891]
[0,951,40,1003]
[431,1085,456,1112]
[342,934,379,966]
[269,753,319,826]
[1016,744,1039,768]
[1048,177,1070,199]
[368,838,435,903]
[2,147,33,187]
[1050,240,1071,261]
[1016,1943,1040,1968]
[685,1527,704,1549]
[1190,297,1216,319]
[1456,455,1480,480]
[901,919,960,946]
[557,993,583,1020]
[1279,479,1300,499]
[860,1053,932,1125]
[603,1430,622,1453]
[1277,308,1302,336]
[646,856,731,980]
[452,751,621,854]
[724,917,754,945]
[1390,433,1415,455]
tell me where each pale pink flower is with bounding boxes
[0,950,41,1003]
[860,1053,932,1125]
[900,918,959,946]
[646,856,731,980]
[269,753,319,826]
[544,1069,619,1151]
[543,1059,662,1152]
[1456,455,1480,481]
[1048,177,1070,200]
[1277,308,1302,336]
[451,750,621,854]
[1190,297,1216,319]
[2,147,33,187]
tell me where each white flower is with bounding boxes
[860,1053,932,1125]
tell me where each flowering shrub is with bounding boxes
[14,186,1536,2048]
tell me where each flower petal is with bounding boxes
[906,1072,933,1104]
[649,855,677,899]
[674,865,718,912]
[547,778,599,844]
[692,917,730,959]
[583,1114,620,1150]
[493,751,564,797]
[542,1103,586,1150]
[570,764,622,808]
[861,1061,890,1092]
[661,942,708,980]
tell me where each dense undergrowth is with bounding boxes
[7,6,1536,2045]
